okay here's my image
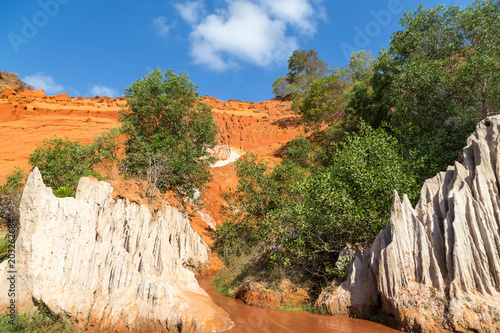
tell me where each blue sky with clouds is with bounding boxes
[1,0,472,101]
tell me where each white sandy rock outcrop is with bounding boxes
[316,116,500,333]
[0,169,233,332]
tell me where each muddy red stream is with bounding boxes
[198,279,400,333]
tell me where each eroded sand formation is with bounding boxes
[317,116,500,333]
[0,89,303,181]
[0,88,305,233]
[0,168,233,332]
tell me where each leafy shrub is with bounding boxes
[0,301,78,333]
[120,69,218,199]
[272,49,328,98]
[28,137,100,192]
[1,167,28,192]
[28,129,122,196]
[216,122,420,286]
[53,186,76,198]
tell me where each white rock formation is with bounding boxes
[210,146,242,168]
[317,116,500,332]
[0,168,233,332]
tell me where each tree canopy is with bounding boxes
[297,50,375,128]
[272,49,328,98]
[364,0,500,180]
[120,69,218,198]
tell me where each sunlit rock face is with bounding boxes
[0,168,233,332]
[317,116,500,333]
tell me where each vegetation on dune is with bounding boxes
[27,68,217,203]
[0,302,79,333]
[215,122,420,292]
[272,49,328,98]
[353,0,500,182]
[120,68,218,200]
[28,128,122,198]
[215,0,500,304]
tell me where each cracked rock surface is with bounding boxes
[0,168,233,332]
[316,116,500,332]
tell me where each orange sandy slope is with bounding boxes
[0,89,305,183]
[0,88,306,272]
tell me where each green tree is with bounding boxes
[120,69,218,198]
[28,130,122,197]
[29,137,99,195]
[367,1,500,180]
[0,167,28,192]
[297,50,375,129]
[215,151,312,264]
[216,122,420,285]
[88,128,123,181]
[273,122,420,267]
[272,49,328,98]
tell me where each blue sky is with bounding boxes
[1,0,473,102]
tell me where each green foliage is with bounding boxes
[0,232,9,262]
[0,302,78,333]
[215,151,312,263]
[0,168,26,242]
[88,127,123,181]
[272,49,328,98]
[53,186,76,198]
[28,130,122,196]
[120,69,218,198]
[212,268,239,298]
[282,136,322,169]
[216,122,419,285]
[28,137,99,192]
[348,50,375,83]
[264,122,419,279]
[297,50,375,129]
[0,167,28,192]
[367,1,500,180]
[297,69,349,127]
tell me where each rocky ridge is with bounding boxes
[0,168,233,332]
[316,116,500,332]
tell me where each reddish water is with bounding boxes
[198,279,401,333]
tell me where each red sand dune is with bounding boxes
[0,87,305,249]
[0,86,307,277]
[0,89,304,184]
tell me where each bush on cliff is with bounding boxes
[120,69,218,199]
[0,301,78,333]
[215,122,420,289]
[28,129,122,197]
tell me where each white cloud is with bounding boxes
[260,0,316,35]
[22,72,64,95]
[181,0,325,71]
[89,85,119,97]
[152,16,170,37]
[174,1,204,25]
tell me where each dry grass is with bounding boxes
[0,71,31,93]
